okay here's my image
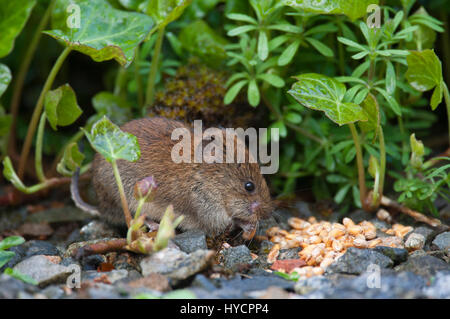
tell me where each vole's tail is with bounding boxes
[70,142,100,216]
[71,167,100,216]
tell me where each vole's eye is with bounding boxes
[244,181,255,192]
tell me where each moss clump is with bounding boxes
[148,62,253,128]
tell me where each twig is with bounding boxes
[380,196,447,228]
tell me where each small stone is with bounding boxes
[373,246,408,265]
[13,255,72,287]
[128,273,171,292]
[348,210,373,224]
[140,247,214,282]
[81,254,106,271]
[404,233,425,251]
[79,221,119,241]
[41,285,64,299]
[82,269,128,284]
[326,247,393,275]
[294,276,332,295]
[423,271,450,298]
[432,232,450,250]
[191,274,218,292]
[222,245,253,270]
[172,230,207,253]
[25,240,59,257]
[270,259,306,273]
[394,255,449,277]
[278,247,301,260]
[409,226,434,242]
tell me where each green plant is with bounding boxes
[0,236,37,285]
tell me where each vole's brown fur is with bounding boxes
[91,117,274,237]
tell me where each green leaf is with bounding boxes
[91,91,133,126]
[305,37,334,57]
[374,87,401,116]
[82,116,141,163]
[0,0,36,58]
[224,80,248,104]
[247,79,260,107]
[44,84,82,130]
[283,0,379,21]
[288,73,368,126]
[179,20,228,67]
[226,13,257,24]
[257,73,285,88]
[258,31,269,61]
[0,64,12,99]
[405,49,443,110]
[56,142,85,176]
[368,155,379,178]
[227,25,257,36]
[385,60,396,95]
[334,184,351,204]
[146,0,192,28]
[45,0,153,67]
[0,236,25,250]
[0,251,15,269]
[359,93,379,133]
[285,112,302,124]
[271,121,287,139]
[278,39,301,66]
[3,268,38,285]
[0,105,12,138]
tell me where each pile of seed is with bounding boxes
[266,216,413,278]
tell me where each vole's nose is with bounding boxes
[250,201,260,214]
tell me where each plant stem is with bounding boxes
[134,46,144,108]
[114,67,126,98]
[444,83,450,145]
[377,124,386,199]
[145,26,165,106]
[111,160,132,227]
[17,47,72,180]
[35,113,47,183]
[348,123,367,209]
[7,1,54,157]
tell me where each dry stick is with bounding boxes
[7,2,53,157]
[17,47,72,180]
[380,196,446,228]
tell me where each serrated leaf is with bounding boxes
[406,49,443,109]
[0,64,12,99]
[288,73,368,126]
[0,236,25,250]
[45,0,153,67]
[44,84,82,130]
[57,142,85,176]
[179,20,228,67]
[0,0,36,58]
[82,116,141,163]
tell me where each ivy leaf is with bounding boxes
[283,0,379,21]
[56,142,85,177]
[405,49,443,110]
[45,0,153,67]
[91,91,133,126]
[288,73,368,126]
[146,0,192,28]
[359,93,379,133]
[0,64,12,99]
[0,0,36,58]
[44,84,82,130]
[0,236,25,250]
[179,20,228,67]
[82,116,141,163]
